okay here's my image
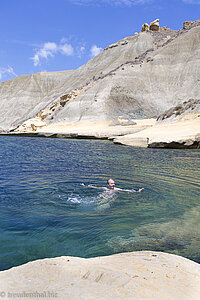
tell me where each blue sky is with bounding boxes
[0,0,199,82]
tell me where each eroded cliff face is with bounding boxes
[0,20,199,147]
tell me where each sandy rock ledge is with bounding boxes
[0,251,200,300]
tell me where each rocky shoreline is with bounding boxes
[1,112,199,149]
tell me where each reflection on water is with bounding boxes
[0,136,199,270]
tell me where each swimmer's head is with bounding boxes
[107,178,115,189]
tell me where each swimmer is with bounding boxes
[81,178,144,193]
[107,178,144,192]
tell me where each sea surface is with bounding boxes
[0,136,199,271]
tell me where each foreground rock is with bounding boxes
[0,251,199,300]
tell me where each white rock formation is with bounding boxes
[0,251,199,300]
[114,112,200,148]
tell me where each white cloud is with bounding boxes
[0,66,17,80]
[60,37,68,44]
[60,43,74,56]
[70,0,151,6]
[77,46,86,58]
[80,46,85,53]
[31,41,74,66]
[32,42,58,66]
[183,0,200,3]
[90,45,103,57]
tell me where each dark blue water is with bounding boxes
[0,136,199,270]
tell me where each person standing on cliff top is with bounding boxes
[81,178,144,193]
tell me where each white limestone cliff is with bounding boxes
[0,20,199,148]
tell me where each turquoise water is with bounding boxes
[0,136,199,270]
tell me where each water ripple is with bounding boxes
[0,136,199,270]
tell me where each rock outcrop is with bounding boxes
[0,20,200,148]
[113,112,200,148]
[0,251,200,300]
[150,19,160,31]
[141,19,161,32]
[141,22,150,32]
[183,21,193,29]
[157,99,200,122]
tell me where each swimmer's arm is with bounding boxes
[81,183,107,190]
[88,185,107,190]
[116,188,136,192]
[116,187,144,192]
